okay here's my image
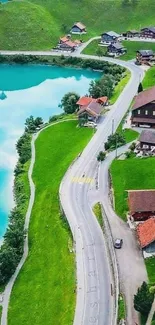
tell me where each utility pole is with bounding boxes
[112,118,114,135]
[115,133,118,158]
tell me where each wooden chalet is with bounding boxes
[139,130,155,150]
[107,42,126,56]
[131,86,155,127]
[101,31,120,44]
[128,190,155,221]
[140,27,155,39]
[76,97,104,122]
[70,22,86,34]
[136,218,155,256]
[136,50,154,64]
[123,30,139,38]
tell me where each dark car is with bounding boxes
[114,238,123,249]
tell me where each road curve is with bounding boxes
[59,59,145,325]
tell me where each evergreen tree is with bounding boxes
[134,281,154,315]
[138,82,143,93]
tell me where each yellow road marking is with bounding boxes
[71,176,94,184]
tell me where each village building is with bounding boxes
[58,35,81,52]
[136,217,155,257]
[136,50,154,64]
[128,189,155,221]
[76,97,105,122]
[107,43,126,56]
[123,30,139,38]
[140,27,155,39]
[139,130,155,150]
[131,86,155,127]
[101,31,120,44]
[70,22,86,34]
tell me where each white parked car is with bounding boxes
[84,122,97,128]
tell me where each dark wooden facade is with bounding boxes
[131,102,155,127]
[136,50,154,64]
[141,27,155,39]
[107,43,126,55]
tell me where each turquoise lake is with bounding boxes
[0,64,100,239]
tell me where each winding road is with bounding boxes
[0,42,147,325]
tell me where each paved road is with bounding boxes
[0,44,146,325]
[99,146,148,325]
[60,59,145,325]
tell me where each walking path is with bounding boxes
[0,119,75,325]
[99,145,148,325]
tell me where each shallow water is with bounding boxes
[0,64,100,238]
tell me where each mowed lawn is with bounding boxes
[1,0,155,49]
[122,41,155,60]
[110,157,155,220]
[8,121,93,325]
[143,67,155,89]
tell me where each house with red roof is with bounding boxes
[131,86,155,127]
[76,96,108,122]
[58,35,81,52]
[128,189,155,221]
[70,22,86,34]
[136,217,155,257]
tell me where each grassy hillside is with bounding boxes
[1,0,155,50]
[8,121,93,325]
[0,2,59,50]
[143,67,155,89]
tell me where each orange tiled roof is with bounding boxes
[97,96,108,103]
[60,36,69,43]
[137,217,155,248]
[65,40,76,48]
[76,97,95,106]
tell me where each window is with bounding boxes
[138,110,140,115]
[145,110,148,115]
[153,111,155,116]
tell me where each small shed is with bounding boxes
[70,22,86,34]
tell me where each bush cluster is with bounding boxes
[0,115,43,285]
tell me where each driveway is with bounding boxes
[99,146,148,325]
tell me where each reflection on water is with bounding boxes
[0,64,100,237]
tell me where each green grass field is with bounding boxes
[121,41,155,60]
[82,39,107,55]
[1,0,155,49]
[143,67,155,89]
[145,257,155,285]
[117,294,126,323]
[110,156,155,220]
[8,121,93,325]
[110,71,131,104]
[93,202,103,229]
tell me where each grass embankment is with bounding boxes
[121,41,155,60]
[93,202,104,230]
[1,0,155,49]
[117,294,126,323]
[142,67,155,89]
[110,70,131,105]
[82,39,107,56]
[8,121,93,325]
[145,257,155,285]
[116,111,139,144]
[110,156,155,220]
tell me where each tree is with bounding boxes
[0,246,18,284]
[89,74,114,98]
[60,92,80,114]
[134,281,154,315]
[97,151,106,162]
[34,117,43,127]
[105,133,126,150]
[25,115,36,132]
[138,82,143,93]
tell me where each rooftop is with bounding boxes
[139,130,155,144]
[104,31,120,37]
[132,86,155,110]
[137,217,155,248]
[128,189,155,213]
[76,96,95,106]
[141,27,155,33]
[138,50,154,57]
[109,42,125,50]
[73,22,86,30]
